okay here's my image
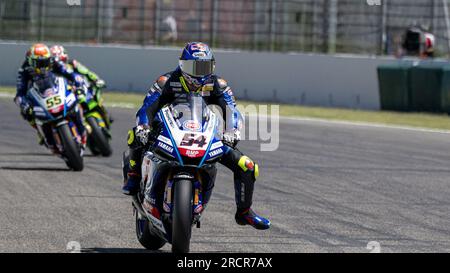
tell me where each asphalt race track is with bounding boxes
[1,98,450,253]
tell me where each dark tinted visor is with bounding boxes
[180,59,215,77]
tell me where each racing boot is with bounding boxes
[235,208,271,230]
[37,133,45,146]
[80,133,87,157]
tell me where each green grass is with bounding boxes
[2,86,450,130]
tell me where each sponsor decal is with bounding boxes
[49,104,64,114]
[146,210,165,233]
[194,204,203,214]
[182,120,202,132]
[157,135,172,146]
[208,148,223,158]
[204,113,216,133]
[190,43,208,51]
[179,148,205,158]
[163,108,175,128]
[163,202,171,213]
[158,141,174,153]
[175,174,194,179]
[210,141,223,150]
[33,106,44,113]
[170,82,182,87]
[43,88,55,97]
[65,93,76,106]
[192,52,206,57]
[201,84,214,92]
[186,150,200,157]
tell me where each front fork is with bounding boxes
[35,119,82,153]
[140,153,205,225]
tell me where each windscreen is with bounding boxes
[170,93,211,133]
[33,72,57,96]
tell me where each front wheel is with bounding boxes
[171,179,193,253]
[57,123,83,171]
[86,116,112,157]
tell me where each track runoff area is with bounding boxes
[1,91,449,268]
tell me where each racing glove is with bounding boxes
[75,84,88,107]
[94,79,106,89]
[134,125,152,147]
[15,97,33,122]
[222,129,241,148]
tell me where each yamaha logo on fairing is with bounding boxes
[158,141,173,153]
[208,148,223,157]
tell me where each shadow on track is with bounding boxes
[0,166,70,172]
[82,248,165,253]
[0,152,53,157]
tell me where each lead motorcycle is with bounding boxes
[123,93,240,253]
[27,73,85,171]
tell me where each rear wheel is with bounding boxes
[171,179,193,253]
[58,123,83,171]
[86,116,112,157]
[135,212,166,250]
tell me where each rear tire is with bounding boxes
[86,116,112,157]
[58,124,83,172]
[171,179,193,253]
[135,212,166,250]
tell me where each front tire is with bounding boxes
[171,179,193,253]
[57,124,83,171]
[86,116,112,157]
[135,212,166,250]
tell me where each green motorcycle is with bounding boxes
[79,84,112,157]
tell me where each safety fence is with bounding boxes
[1,0,450,56]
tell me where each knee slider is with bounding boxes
[238,156,259,179]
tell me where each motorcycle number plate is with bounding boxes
[45,95,63,109]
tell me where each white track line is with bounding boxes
[279,116,450,135]
[2,92,449,134]
[0,93,13,98]
[251,114,450,135]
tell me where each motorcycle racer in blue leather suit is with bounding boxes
[123,42,270,230]
[14,43,87,151]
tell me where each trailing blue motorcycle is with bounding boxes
[27,73,85,171]
[123,93,237,253]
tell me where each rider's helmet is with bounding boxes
[50,45,68,63]
[179,42,215,89]
[28,43,53,75]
